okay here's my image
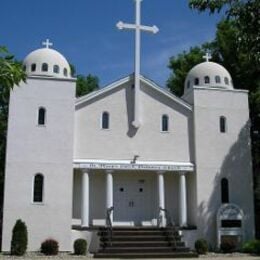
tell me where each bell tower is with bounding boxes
[2,41,76,251]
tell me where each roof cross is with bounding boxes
[42,39,53,49]
[116,0,159,128]
[203,52,212,62]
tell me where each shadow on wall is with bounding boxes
[125,83,138,137]
[197,120,254,249]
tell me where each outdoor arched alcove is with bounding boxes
[217,203,244,250]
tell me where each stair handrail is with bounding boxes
[106,206,114,245]
[159,207,179,249]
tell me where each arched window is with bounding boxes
[204,76,210,84]
[42,63,48,72]
[220,116,227,133]
[187,80,190,89]
[194,78,199,85]
[38,107,46,126]
[161,114,169,132]
[33,174,44,203]
[23,65,26,72]
[31,63,36,72]
[221,178,229,203]
[64,68,68,77]
[215,75,221,83]
[53,65,59,74]
[224,77,229,85]
[102,112,109,129]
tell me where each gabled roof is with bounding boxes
[75,74,192,111]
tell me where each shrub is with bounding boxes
[40,239,59,255]
[242,240,260,255]
[220,239,237,253]
[194,239,208,254]
[74,239,87,255]
[10,219,28,256]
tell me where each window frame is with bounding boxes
[53,65,60,74]
[204,76,210,84]
[215,75,221,84]
[224,77,229,85]
[220,116,227,133]
[38,107,46,126]
[32,173,44,204]
[64,68,68,77]
[194,78,199,85]
[31,63,36,72]
[101,111,110,130]
[161,114,169,133]
[41,63,48,72]
[221,178,229,203]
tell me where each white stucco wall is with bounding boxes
[193,87,255,247]
[74,80,193,162]
[2,77,75,251]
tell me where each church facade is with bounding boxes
[1,42,255,252]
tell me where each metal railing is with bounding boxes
[106,206,114,246]
[159,207,179,249]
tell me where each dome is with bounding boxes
[23,44,71,79]
[184,61,233,94]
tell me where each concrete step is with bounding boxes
[98,230,179,236]
[100,235,181,241]
[94,252,198,258]
[99,246,190,253]
[100,241,185,247]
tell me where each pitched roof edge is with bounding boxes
[75,74,192,111]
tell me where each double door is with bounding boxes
[113,174,153,225]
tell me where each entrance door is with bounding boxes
[113,173,153,225]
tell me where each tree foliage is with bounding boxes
[189,0,260,62]
[167,46,206,96]
[76,74,99,97]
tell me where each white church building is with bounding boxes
[2,0,255,253]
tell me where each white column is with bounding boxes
[179,173,187,227]
[81,170,89,227]
[106,170,113,223]
[158,171,166,227]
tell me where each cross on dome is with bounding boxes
[42,39,53,49]
[203,52,212,62]
[116,0,159,128]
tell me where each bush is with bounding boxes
[40,239,59,255]
[194,239,208,254]
[74,239,87,255]
[242,240,260,255]
[10,219,28,256]
[220,239,237,253]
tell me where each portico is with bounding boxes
[74,159,194,228]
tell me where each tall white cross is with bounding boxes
[203,52,212,62]
[42,39,53,49]
[117,0,159,128]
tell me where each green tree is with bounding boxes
[189,0,260,63]
[10,219,28,255]
[0,47,26,249]
[76,74,99,97]
[167,46,206,96]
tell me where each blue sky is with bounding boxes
[1,0,223,87]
